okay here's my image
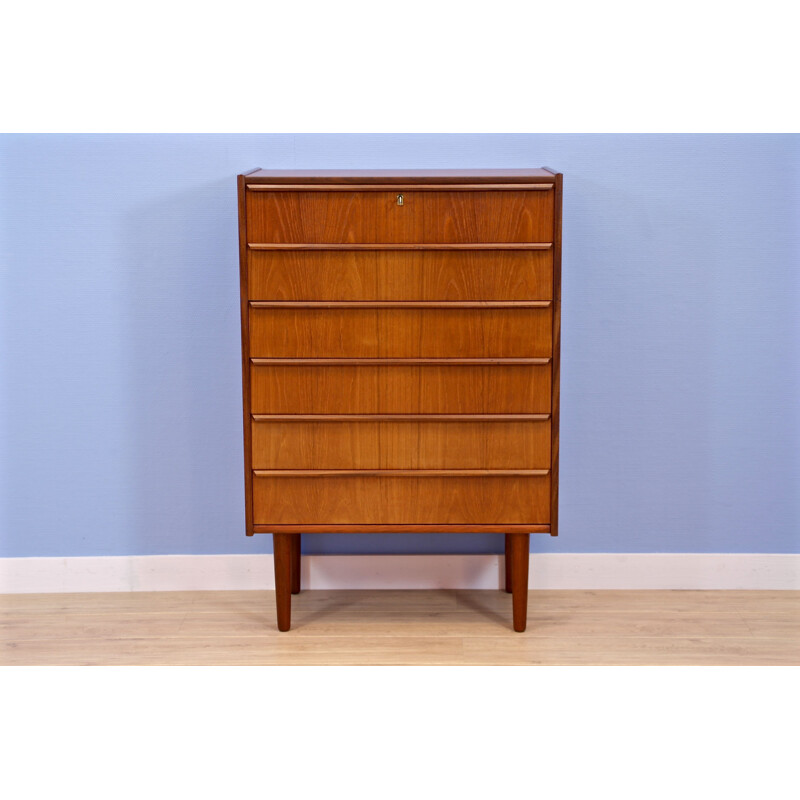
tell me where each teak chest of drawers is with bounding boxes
[237,168,563,631]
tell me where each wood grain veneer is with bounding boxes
[544,167,563,538]
[247,191,553,243]
[248,250,553,301]
[237,168,563,631]
[251,418,551,470]
[249,306,552,358]
[252,474,550,525]
[237,170,259,537]
[250,363,551,414]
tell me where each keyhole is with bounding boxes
[397,194,404,206]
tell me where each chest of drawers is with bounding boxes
[237,168,563,631]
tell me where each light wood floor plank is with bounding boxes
[461,636,799,666]
[2,590,798,665]
[0,635,465,666]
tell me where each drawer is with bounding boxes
[250,363,551,414]
[246,190,553,243]
[252,473,550,525]
[251,418,551,469]
[424,191,553,243]
[247,191,422,243]
[249,305,552,358]
[248,249,553,301]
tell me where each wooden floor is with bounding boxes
[2,590,798,665]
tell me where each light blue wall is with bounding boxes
[1,134,798,557]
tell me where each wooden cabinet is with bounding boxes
[237,169,563,632]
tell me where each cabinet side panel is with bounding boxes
[239,175,255,535]
[549,172,563,536]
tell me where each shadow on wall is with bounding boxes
[121,179,254,556]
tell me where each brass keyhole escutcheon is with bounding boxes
[396,194,404,206]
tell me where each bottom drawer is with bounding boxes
[252,473,550,525]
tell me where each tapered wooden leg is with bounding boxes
[291,533,301,594]
[508,533,530,632]
[273,533,292,631]
[504,534,512,593]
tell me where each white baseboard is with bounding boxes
[1,553,797,593]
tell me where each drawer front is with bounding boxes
[251,364,551,414]
[246,190,553,243]
[253,474,550,525]
[248,250,553,301]
[251,419,551,469]
[247,191,423,243]
[424,191,553,242]
[249,307,552,358]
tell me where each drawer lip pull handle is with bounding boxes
[248,242,552,250]
[253,524,552,533]
[251,357,551,366]
[249,301,552,309]
[253,469,550,477]
[251,414,551,422]
[246,183,554,191]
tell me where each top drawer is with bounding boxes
[245,189,554,244]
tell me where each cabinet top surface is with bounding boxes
[242,168,557,184]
